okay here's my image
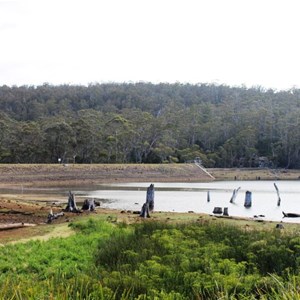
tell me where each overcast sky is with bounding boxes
[1,0,299,90]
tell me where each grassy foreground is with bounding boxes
[1,215,300,299]
[1,164,300,298]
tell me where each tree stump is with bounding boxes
[146,184,155,212]
[140,203,150,218]
[64,191,80,212]
[244,191,252,207]
[82,199,96,211]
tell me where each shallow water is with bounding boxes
[75,180,300,223]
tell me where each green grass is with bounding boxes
[1,217,300,299]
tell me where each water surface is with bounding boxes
[76,180,300,223]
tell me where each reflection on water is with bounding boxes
[76,181,300,223]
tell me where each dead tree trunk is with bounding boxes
[146,184,155,212]
[64,191,80,212]
[274,183,281,206]
[140,202,150,218]
[230,187,240,203]
[82,199,96,211]
[244,191,252,207]
[207,190,210,202]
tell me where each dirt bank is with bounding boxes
[0,163,214,188]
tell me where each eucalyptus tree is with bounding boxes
[42,118,75,163]
[71,109,105,163]
[11,122,45,163]
[0,113,16,162]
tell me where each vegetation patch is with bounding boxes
[1,217,300,299]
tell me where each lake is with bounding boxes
[75,180,300,223]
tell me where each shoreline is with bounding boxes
[1,164,300,243]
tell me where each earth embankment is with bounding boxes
[0,163,215,188]
[0,164,300,188]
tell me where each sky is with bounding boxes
[0,0,300,91]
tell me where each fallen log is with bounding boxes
[0,223,36,230]
[282,212,300,218]
[47,209,65,223]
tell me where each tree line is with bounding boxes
[0,82,300,168]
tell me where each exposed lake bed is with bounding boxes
[1,164,300,236]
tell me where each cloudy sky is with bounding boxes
[0,0,299,90]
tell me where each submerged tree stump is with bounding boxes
[244,191,252,207]
[213,207,223,214]
[230,187,240,203]
[146,184,155,212]
[140,202,150,218]
[223,207,229,216]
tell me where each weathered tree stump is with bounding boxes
[82,198,96,211]
[230,187,240,203]
[64,191,80,213]
[207,190,210,202]
[244,191,252,207]
[140,202,150,218]
[223,207,229,216]
[213,207,223,214]
[146,184,155,212]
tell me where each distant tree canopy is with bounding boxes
[0,82,300,168]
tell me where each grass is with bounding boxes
[1,216,300,299]
[2,209,300,246]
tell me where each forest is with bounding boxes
[0,82,300,168]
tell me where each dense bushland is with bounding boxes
[1,217,300,299]
[1,83,300,167]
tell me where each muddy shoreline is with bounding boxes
[1,164,300,242]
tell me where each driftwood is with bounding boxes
[47,209,64,223]
[0,223,36,230]
[282,212,300,218]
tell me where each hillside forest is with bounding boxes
[0,82,300,168]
